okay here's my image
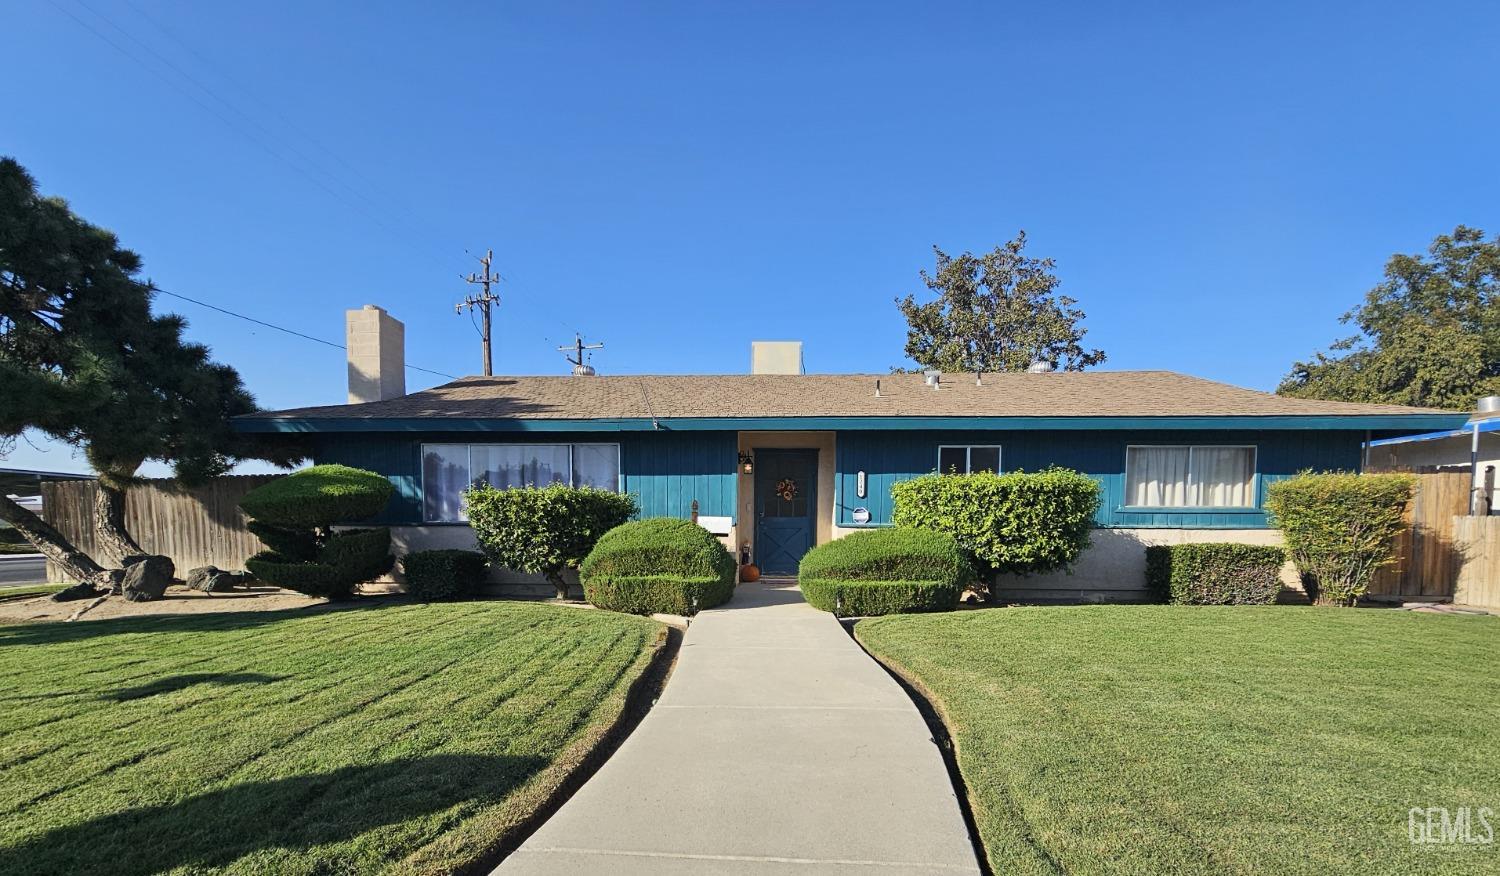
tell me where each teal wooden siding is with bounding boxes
[834,429,1364,529]
[311,431,736,525]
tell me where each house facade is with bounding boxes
[235,308,1466,601]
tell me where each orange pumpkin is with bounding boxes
[739,564,761,583]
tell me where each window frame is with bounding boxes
[1122,444,1259,510]
[935,444,1003,475]
[420,441,623,523]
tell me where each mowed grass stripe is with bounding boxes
[856,606,1500,876]
[0,602,662,875]
[3,608,560,821]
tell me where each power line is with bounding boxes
[50,0,467,275]
[153,287,457,380]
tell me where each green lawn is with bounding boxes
[0,584,65,603]
[857,606,1500,875]
[0,602,663,875]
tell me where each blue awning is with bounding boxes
[1367,418,1500,447]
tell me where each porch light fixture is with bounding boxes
[738,452,754,475]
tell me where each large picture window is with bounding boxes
[421,443,621,522]
[1124,445,1256,508]
[937,445,1002,474]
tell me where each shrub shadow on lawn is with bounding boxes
[100,672,286,702]
[0,600,407,647]
[1,753,546,876]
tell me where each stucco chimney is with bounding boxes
[750,340,803,375]
[346,305,406,403]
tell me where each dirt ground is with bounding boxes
[0,581,403,624]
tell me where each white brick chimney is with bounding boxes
[346,305,406,403]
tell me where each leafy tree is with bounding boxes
[1278,226,1500,410]
[0,156,298,583]
[896,232,1106,373]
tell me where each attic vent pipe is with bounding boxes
[874,378,881,398]
[924,370,941,389]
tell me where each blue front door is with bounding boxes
[754,449,818,575]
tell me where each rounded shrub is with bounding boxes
[797,528,972,616]
[245,552,349,599]
[317,528,394,583]
[580,517,736,615]
[239,464,394,531]
[401,549,488,601]
[1145,543,1286,605]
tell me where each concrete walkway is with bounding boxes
[499,579,981,875]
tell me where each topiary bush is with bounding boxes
[891,467,1101,599]
[580,517,736,615]
[239,464,394,530]
[465,483,637,600]
[797,528,972,616]
[401,549,488,601]
[1265,472,1416,607]
[239,465,396,599]
[1145,543,1286,605]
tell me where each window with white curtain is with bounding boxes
[936,445,1002,474]
[1124,445,1256,508]
[421,443,621,522]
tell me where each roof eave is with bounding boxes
[231,413,1471,434]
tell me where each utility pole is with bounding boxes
[559,333,604,376]
[455,249,502,376]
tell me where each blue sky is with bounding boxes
[5,1,1499,475]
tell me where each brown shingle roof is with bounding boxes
[241,371,1457,421]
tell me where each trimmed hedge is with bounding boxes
[1265,472,1416,607]
[800,578,960,616]
[402,549,488,601]
[318,528,394,583]
[239,464,394,530]
[797,527,973,584]
[584,574,734,616]
[891,468,1101,598]
[1145,543,1286,605]
[797,528,971,616]
[238,465,394,599]
[245,552,350,599]
[466,483,637,600]
[581,518,736,615]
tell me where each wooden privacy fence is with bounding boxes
[1453,516,1500,610]
[1369,471,1471,601]
[42,475,278,582]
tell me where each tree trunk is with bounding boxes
[0,492,106,582]
[93,480,142,565]
[546,570,570,601]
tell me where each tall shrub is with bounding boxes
[465,483,636,599]
[239,465,395,599]
[1264,472,1416,607]
[891,467,1101,597]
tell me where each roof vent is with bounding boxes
[1475,395,1500,419]
[1026,360,1055,374]
[924,369,941,388]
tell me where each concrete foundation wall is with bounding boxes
[991,528,1300,603]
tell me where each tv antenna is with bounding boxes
[559,333,604,376]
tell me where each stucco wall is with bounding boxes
[989,528,1301,603]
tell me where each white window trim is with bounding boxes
[1123,444,1259,510]
[420,442,622,523]
[936,444,1003,474]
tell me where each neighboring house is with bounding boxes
[234,307,1467,601]
[1366,409,1500,514]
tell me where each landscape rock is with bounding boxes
[185,566,245,593]
[121,555,175,602]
